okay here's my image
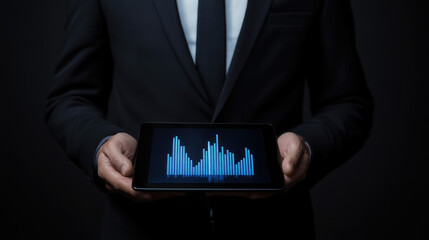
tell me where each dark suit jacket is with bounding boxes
[46,0,373,239]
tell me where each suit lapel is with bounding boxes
[212,0,272,122]
[152,0,212,106]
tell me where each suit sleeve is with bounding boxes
[45,0,124,182]
[289,0,374,187]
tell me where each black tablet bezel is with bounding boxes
[132,123,285,191]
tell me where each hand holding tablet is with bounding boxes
[132,123,286,192]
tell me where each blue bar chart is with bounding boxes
[166,134,254,177]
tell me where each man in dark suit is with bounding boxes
[46,0,373,239]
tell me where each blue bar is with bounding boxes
[224,150,227,176]
[246,150,250,176]
[244,157,247,176]
[179,140,181,175]
[202,151,205,176]
[190,157,193,176]
[208,141,211,176]
[167,154,170,175]
[230,152,233,175]
[178,145,181,175]
[182,147,184,175]
[229,152,234,175]
[246,155,249,176]
[238,161,243,175]
[242,157,245,176]
[216,146,219,175]
[219,149,221,175]
[247,151,250,176]
[172,137,175,175]
[229,152,231,175]
[212,144,215,175]
[198,163,201,176]
[183,151,186,175]
[219,152,221,176]
[250,154,255,176]
[173,138,176,176]
[204,150,207,176]
[211,144,214,175]
[207,148,209,176]
[248,150,251,176]
[226,150,229,175]
[232,153,235,175]
[184,158,187,176]
[176,144,179,175]
[242,157,246,176]
[229,152,233,175]
[182,146,185,175]
[178,140,181,175]
[244,156,247,176]
[202,149,205,176]
[180,142,182,175]
[225,152,227,175]
[178,144,181,175]
[205,149,208,176]
[213,144,219,175]
[245,148,248,176]
[219,135,222,175]
[175,137,178,175]
[215,135,219,175]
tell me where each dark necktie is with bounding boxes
[196,0,226,105]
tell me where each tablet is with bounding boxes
[132,123,285,191]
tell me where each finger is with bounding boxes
[282,146,304,177]
[283,152,310,191]
[101,141,134,177]
[284,174,295,191]
[105,182,115,192]
[290,151,310,183]
[98,152,151,201]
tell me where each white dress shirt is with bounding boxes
[176,0,248,73]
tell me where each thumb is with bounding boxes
[101,133,137,177]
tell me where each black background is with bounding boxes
[1,0,427,239]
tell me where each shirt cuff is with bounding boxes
[93,136,112,191]
[296,134,312,164]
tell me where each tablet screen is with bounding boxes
[132,123,285,191]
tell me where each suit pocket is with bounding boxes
[264,12,314,27]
